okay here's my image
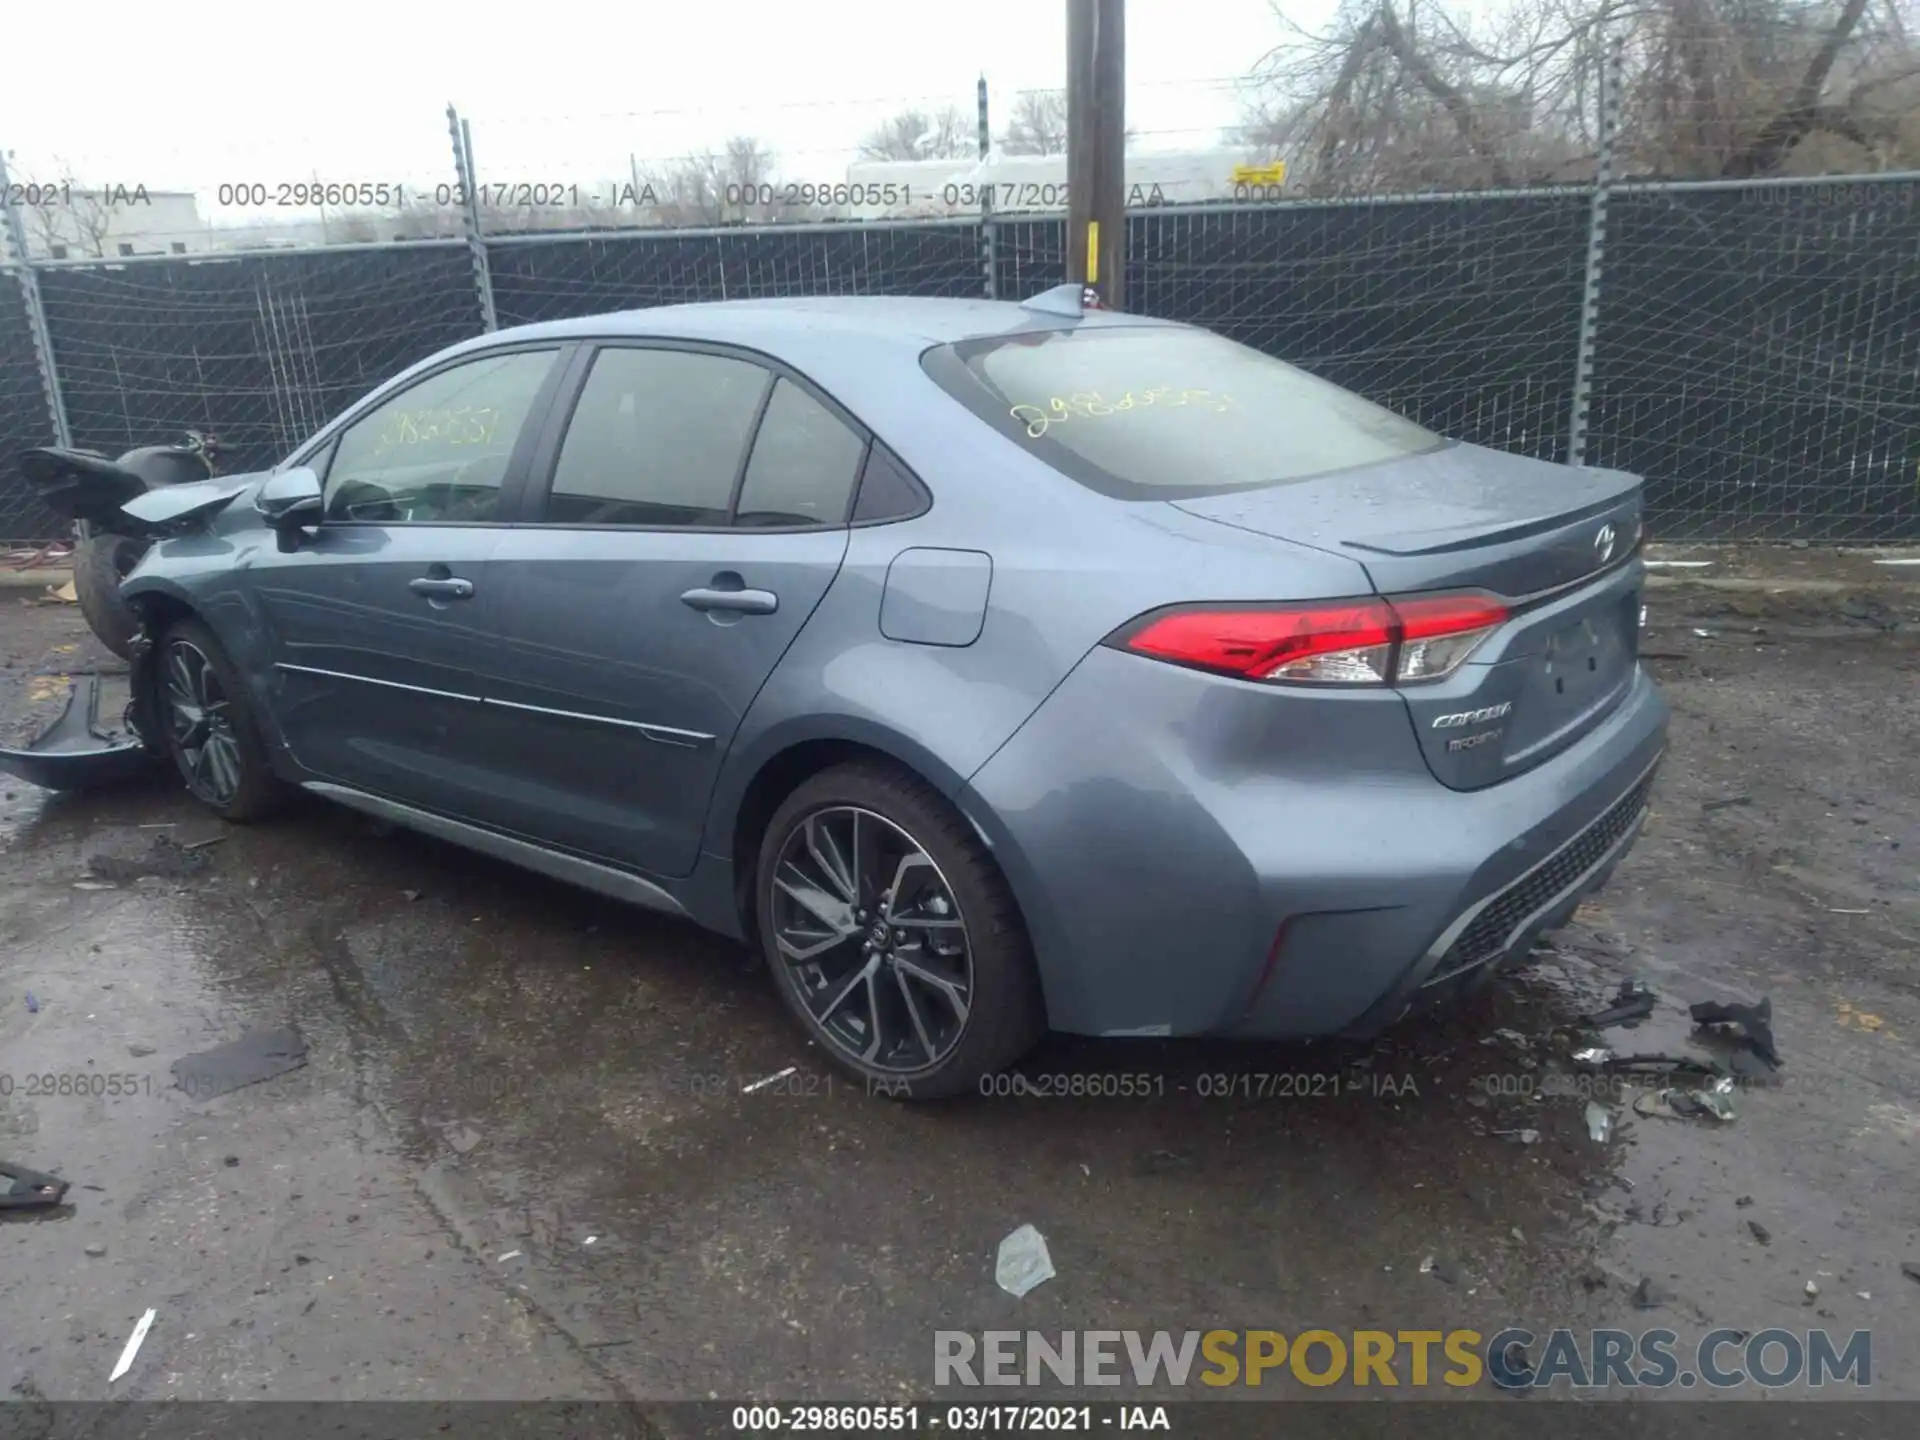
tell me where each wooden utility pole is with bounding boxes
[1065,0,1125,310]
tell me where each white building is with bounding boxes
[14,187,209,259]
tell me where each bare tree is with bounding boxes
[634,137,825,226]
[1001,90,1071,155]
[859,106,976,160]
[14,166,116,257]
[1242,0,1920,192]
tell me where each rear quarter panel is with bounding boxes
[699,379,1381,867]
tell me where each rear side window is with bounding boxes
[851,443,929,524]
[734,379,867,527]
[545,348,769,526]
[922,326,1445,500]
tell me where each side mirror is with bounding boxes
[256,467,324,530]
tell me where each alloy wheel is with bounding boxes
[164,638,243,805]
[768,806,974,1073]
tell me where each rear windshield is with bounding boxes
[922,325,1446,500]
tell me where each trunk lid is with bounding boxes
[1171,441,1647,789]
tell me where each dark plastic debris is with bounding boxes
[1902,1261,1920,1285]
[1583,980,1657,1028]
[1491,1339,1534,1390]
[171,1026,309,1100]
[1603,1053,1730,1081]
[1689,996,1780,1068]
[0,1158,70,1210]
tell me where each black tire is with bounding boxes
[155,617,287,822]
[72,526,149,661]
[754,761,1045,1100]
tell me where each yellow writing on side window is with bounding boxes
[368,406,505,458]
[1008,388,1234,438]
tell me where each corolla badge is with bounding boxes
[1432,702,1512,729]
[1594,522,1618,565]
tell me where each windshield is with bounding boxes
[922,324,1447,500]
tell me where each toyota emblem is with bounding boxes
[1594,523,1617,565]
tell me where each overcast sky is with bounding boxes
[0,0,1335,221]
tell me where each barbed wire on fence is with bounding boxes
[1,13,1917,547]
[3,170,1915,547]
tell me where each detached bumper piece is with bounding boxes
[0,668,158,792]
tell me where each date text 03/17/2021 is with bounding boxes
[727,1404,1172,1434]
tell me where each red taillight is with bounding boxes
[1114,592,1509,685]
[1123,601,1397,682]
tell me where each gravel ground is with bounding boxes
[1,562,1916,1421]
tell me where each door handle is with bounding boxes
[680,586,778,615]
[409,577,475,600]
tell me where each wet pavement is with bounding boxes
[2,580,1918,1404]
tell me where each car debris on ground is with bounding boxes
[1582,980,1658,1028]
[1689,995,1781,1068]
[170,1026,309,1100]
[108,1308,156,1383]
[1591,1053,1729,1082]
[1492,1338,1535,1389]
[741,1066,799,1094]
[995,1224,1055,1298]
[1635,1076,1738,1124]
[1,1158,70,1209]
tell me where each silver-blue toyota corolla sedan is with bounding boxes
[6,289,1667,1097]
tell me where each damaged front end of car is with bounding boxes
[0,453,259,792]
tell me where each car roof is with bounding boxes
[495,295,1178,353]
[403,297,1188,454]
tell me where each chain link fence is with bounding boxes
[2,167,1917,546]
[1589,178,1920,542]
[487,221,987,327]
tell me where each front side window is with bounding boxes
[922,325,1446,500]
[545,348,770,526]
[324,349,557,523]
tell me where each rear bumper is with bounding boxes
[1333,749,1658,1037]
[959,646,1669,1040]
